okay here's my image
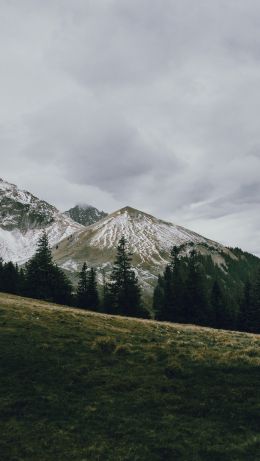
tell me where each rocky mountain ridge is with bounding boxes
[0,178,84,263]
[64,204,107,226]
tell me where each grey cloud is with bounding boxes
[0,0,260,254]
[23,98,184,196]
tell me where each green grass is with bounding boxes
[0,292,259,461]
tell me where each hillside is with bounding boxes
[53,206,224,287]
[0,178,83,263]
[53,206,258,296]
[0,292,259,461]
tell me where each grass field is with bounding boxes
[0,292,259,461]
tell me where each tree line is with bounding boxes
[0,233,144,317]
[153,245,260,333]
[0,233,259,333]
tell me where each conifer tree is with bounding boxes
[87,267,99,310]
[76,264,99,311]
[250,269,260,333]
[25,231,72,304]
[76,262,88,308]
[153,275,165,319]
[238,280,252,331]
[109,236,142,317]
[1,261,20,295]
[183,250,209,325]
[211,280,225,328]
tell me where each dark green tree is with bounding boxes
[250,270,260,333]
[153,274,165,319]
[86,267,99,310]
[76,262,88,308]
[211,280,225,328]
[25,231,72,304]
[1,261,20,295]
[183,250,209,325]
[109,236,142,317]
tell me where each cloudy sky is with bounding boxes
[1,0,260,255]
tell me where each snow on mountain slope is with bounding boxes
[0,178,84,263]
[86,206,221,261]
[53,206,228,290]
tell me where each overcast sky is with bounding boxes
[1,0,260,255]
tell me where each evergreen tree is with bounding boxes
[238,280,253,331]
[250,269,260,333]
[87,268,99,310]
[76,263,88,308]
[1,262,20,295]
[183,250,209,325]
[109,236,142,317]
[0,258,3,292]
[211,280,225,328]
[153,275,165,319]
[25,231,72,304]
[76,264,99,311]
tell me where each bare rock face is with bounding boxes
[64,204,107,227]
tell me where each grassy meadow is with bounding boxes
[0,292,259,460]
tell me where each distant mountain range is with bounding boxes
[0,178,259,294]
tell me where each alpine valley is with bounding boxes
[0,178,259,296]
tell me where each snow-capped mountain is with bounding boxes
[53,206,232,291]
[64,204,107,226]
[0,178,84,263]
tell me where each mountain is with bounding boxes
[64,204,107,226]
[0,178,84,263]
[53,206,238,291]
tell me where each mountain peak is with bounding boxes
[65,204,107,227]
[0,179,83,263]
[112,206,151,218]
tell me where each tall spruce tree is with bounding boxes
[238,280,253,332]
[211,280,225,328]
[25,231,72,304]
[87,268,99,310]
[109,236,142,317]
[76,263,88,308]
[183,250,209,325]
[250,269,260,333]
[76,264,99,311]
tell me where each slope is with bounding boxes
[0,178,84,263]
[0,292,259,461]
[53,206,237,290]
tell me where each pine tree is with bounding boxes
[211,280,225,328]
[1,261,20,295]
[109,236,142,317]
[153,275,165,319]
[184,250,209,325]
[87,268,99,310]
[250,269,260,333]
[238,281,252,331]
[76,264,99,311]
[25,231,72,304]
[76,263,88,308]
